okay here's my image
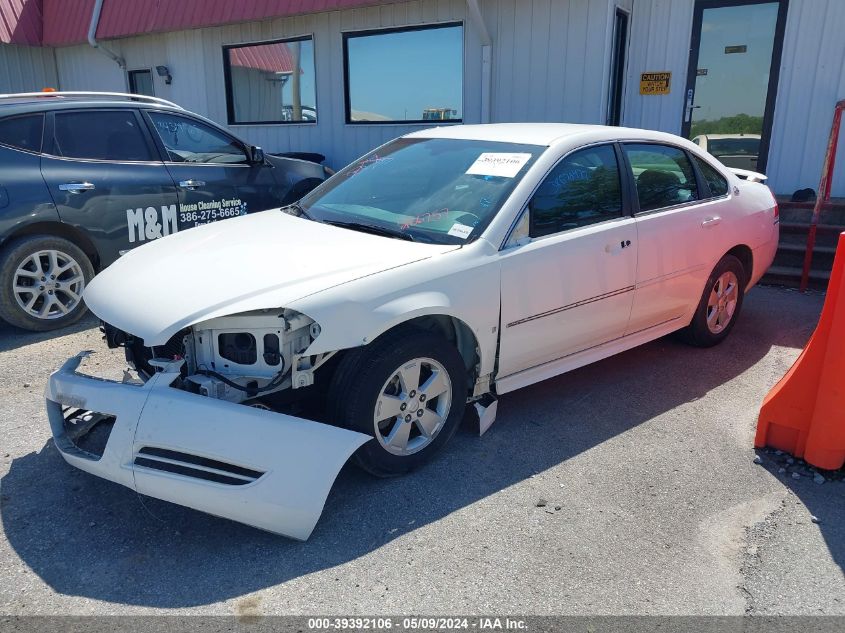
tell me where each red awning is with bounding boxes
[37,0,391,47]
[0,0,43,46]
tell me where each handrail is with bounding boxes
[0,91,182,109]
[801,99,845,291]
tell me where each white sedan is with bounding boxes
[46,123,779,539]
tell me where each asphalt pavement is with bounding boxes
[0,285,842,616]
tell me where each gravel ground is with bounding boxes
[0,285,842,616]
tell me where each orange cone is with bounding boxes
[755,232,845,470]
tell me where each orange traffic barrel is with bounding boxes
[755,232,845,469]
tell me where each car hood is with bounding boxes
[84,210,457,345]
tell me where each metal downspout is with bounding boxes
[466,0,492,123]
[88,0,125,70]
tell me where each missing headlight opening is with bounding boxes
[119,309,324,407]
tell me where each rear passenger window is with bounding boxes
[625,144,698,212]
[529,144,623,238]
[52,110,153,162]
[693,156,729,197]
[0,114,43,152]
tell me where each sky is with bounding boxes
[346,25,463,121]
[691,2,779,124]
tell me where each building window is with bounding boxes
[223,36,317,125]
[343,23,463,124]
[128,69,154,96]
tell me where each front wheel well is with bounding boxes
[2,222,100,270]
[725,244,753,287]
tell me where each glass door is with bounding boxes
[682,0,788,172]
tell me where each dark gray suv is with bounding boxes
[0,92,328,331]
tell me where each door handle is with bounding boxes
[58,182,95,194]
[179,180,206,190]
[701,216,722,228]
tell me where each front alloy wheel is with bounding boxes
[328,328,468,476]
[0,236,94,331]
[374,357,453,456]
[13,249,86,321]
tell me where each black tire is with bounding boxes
[680,254,746,347]
[0,235,94,332]
[328,327,468,477]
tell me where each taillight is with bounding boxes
[773,201,779,224]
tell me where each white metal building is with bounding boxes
[1,0,844,196]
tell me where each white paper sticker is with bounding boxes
[466,152,532,178]
[447,223,474,239]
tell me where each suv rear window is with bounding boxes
[52,110,153,162]
[0,114,43,152]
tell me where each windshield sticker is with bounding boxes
[400,208,449,230]
[348,154,394,177]
[466,153,532,178]
[447,223,474,239]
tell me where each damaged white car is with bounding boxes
[46,123,779,539]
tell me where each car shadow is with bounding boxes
[0,313,100,354]
[0,288,824,607]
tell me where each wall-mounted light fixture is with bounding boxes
[156,65,173,85]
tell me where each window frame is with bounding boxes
[342,21,465,126]
[44,108,161,164]
[222,34,318,126]
[620,141,705,216]
[140,108,252,167]
[503,142,635,248]
[689,152,732,201]
[0,113,45,155]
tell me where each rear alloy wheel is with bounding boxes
[680,254,746,347]
[0,236,94,331]
[328,328,468,477]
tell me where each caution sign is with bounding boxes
[640,71,671,95]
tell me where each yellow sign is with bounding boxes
[640,71,671,95]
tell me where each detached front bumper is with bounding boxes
[45,353,369,540]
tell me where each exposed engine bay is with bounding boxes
[104,309,332,406]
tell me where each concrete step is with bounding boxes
[775,199,845,225]
[772,241,837,270]
[762,264,830,289]
[778,222,845,248]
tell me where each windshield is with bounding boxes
[299,137,543,244]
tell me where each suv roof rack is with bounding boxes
[0,91,183,109]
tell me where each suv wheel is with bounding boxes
[0,235,94,331]
[328,328,468,477]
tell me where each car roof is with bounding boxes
[404,122,699,148]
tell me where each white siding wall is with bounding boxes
[621,0,694,135]
[0,43,58,93]
[766,0,845,197]
[486,0,620,124]
[52,0,620,170]
[622,0,845,196]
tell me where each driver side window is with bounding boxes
[529,144,623,238]
[147,111,248,165]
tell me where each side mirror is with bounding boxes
[249,145,265,164]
